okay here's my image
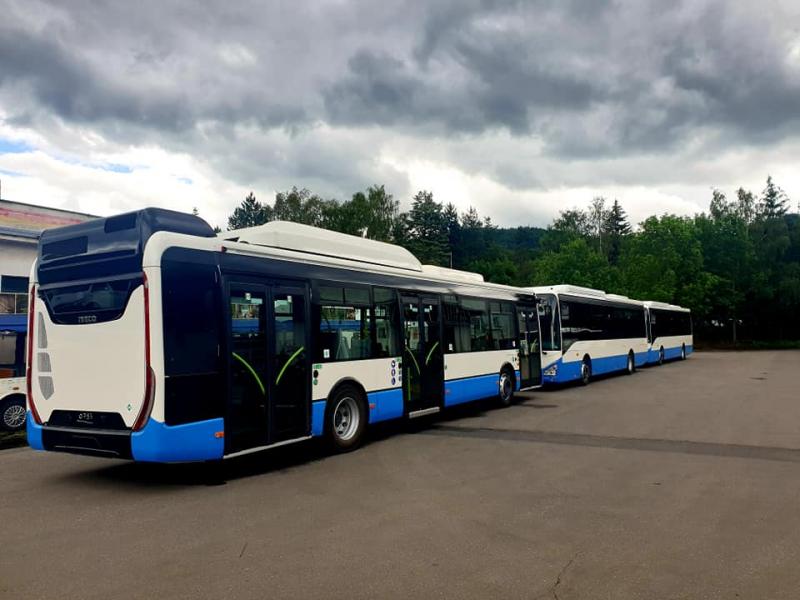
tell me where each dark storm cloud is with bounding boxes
[0,0,799,196]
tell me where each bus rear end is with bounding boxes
[26,209,216,460]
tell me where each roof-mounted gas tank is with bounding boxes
[37,208,216,284]
[221,220,423,272]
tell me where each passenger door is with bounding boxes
[401,294,444,415]
[516,304,542,389]
[225,278,310,454]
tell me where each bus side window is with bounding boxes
[315,285,373,362]
[373,287,399,358]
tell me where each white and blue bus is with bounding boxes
[527,285,649,385]
[643,301,693,364]
[26,209,542,462]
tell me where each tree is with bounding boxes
[589,196,609,253]
[604,199,631,265]
[530,238,615,290]
[443,202,461,267]
[227,192,268,230]
[551,208,592,238]
[709,189,730,221]
[325,185,399,241]
[758,176,789,220]
[735,187,756,224]
[272,187,329,226]
[405,190,449,266]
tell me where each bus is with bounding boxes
[527,285,648,385]
[0,328,26,431]
[643,301,693,364]
[26,209,542,462]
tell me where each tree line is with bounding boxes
[221,177,800,345]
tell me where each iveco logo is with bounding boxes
[78,315,97,324]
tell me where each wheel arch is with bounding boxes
[326,377,368,406]
[0,392,26,406]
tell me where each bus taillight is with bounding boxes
[132,273,153,432]
[26,284,42,425]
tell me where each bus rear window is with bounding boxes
[41,277,142,324]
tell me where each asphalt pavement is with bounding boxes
[2,350,800,599]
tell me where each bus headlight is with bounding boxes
[543,365,558,377]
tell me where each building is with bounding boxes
[0,199,96,375]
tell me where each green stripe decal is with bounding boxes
[232,352,266,396]
[276,346,305,385]
[425,341,440,366]
[404,345,421,374]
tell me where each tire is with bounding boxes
[0,395,26,432]
[626,351,635,375]
[681,344,687,360]
[325,384,368,452]
[658,347,665,365]
[498,367,515,407]
[580,357,592,386]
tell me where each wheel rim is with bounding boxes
[682,346,686,359]
[628,355,633,372]
[3,403,26,429]
[333,396,360,441]
[500,373,512,401]
[582,363,590,383]
[659,349,664,364]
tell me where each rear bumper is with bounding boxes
[27,413,224,463]
[35,419,133,459]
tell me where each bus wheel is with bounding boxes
[326,385,367,453]
[658,347,665,365]
[626,351,635,375]
[580,358,592,386]
[0,395,26,432]
[498,367,515,407]
[681,344,687,360]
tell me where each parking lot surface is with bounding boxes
[2,350,800,599]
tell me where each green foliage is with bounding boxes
[405,190,450,266]
[227,192,268,229]
[324,185,400,241]
[531,238,616,290]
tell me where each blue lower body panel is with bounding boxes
[26,411,44,450]
[445,373,499,407]
[311,400,326,437]
[543,352,638,384]
[368,388,404,423]
[131,417,224,462]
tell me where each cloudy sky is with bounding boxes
[1,0,799,229]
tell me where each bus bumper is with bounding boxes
[26,411,44,451]
[131,417,225,462]
[29,415,225,462]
